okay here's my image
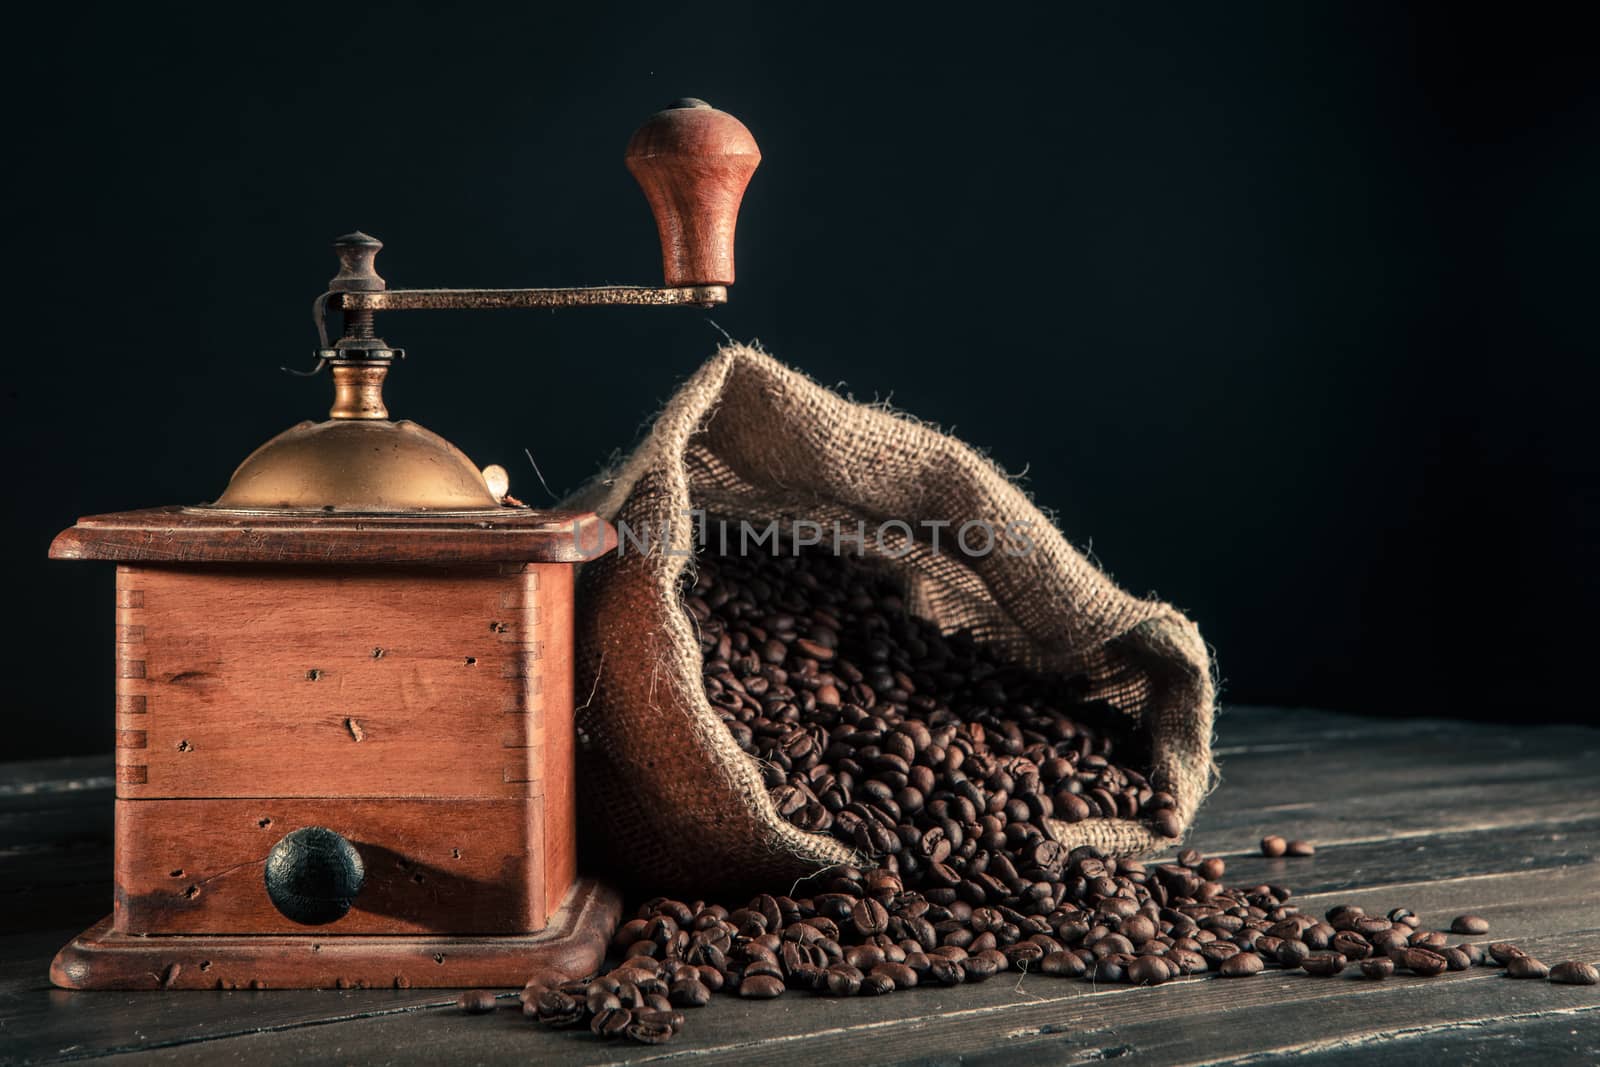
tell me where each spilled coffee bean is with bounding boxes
[511,547,1590,1047]
[1550,961,1599,986]
[457,989,497,1014]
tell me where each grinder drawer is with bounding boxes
[112,797,549,936]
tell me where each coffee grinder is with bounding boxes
[48,99,760,990]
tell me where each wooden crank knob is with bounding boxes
[626,99,761,288]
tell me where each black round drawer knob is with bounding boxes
[264,826,365,925]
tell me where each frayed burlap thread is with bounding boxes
[569,344,1216,893]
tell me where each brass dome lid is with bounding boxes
[211,418,506,513]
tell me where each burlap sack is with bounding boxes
[569,344,1215,893]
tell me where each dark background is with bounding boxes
[5,3,1595,758]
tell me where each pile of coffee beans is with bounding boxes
[512,546,1596,1045]
[685,546,1176,853]
[519,845,1594,1045]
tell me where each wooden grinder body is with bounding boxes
[48,508,620,990]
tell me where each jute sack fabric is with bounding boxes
[569,344,1215,893]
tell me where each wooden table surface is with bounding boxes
[3,707,1598,1065]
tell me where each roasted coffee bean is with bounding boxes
[1041,950,1088,977]
[1093,957,1128,983]
[1360,957,1395,980]
[851,898,890,937]
[1330,931,1372,961]
[535,990,586,1028]
[1168,948,1208,975]
[1151,809,1182,838]
[928,957,966,986]
[825,965,863,996]
[739,975,786,998]
[872,962,918,989]
[594,546,1586,1017]
[1276,940,1312,969]
[1450,914,1490,935]
[1301,952,1348,977]
[1506,956,1550,979]
[1409,929,1449,950]
[1549,961,1600,985]
[669,979,712,1007]
[591,1007,633,1037]
[1127,956,1171,985]
[1219,952,1264,978]
[1401,948,1449,977]
[626,1016,676,1045]
[457,989,498,1014]
[966,950,1005,981]
[1488,942,1527,965]
[859,973,897,995]
[1121,915,1157,945]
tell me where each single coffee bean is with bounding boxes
[1277,940,1312,969]
[1041,950,1088,977]
[1127,956,1169,985]
[1151,809,1182,838]
[1168,948,1208,975]
[1121,915,1157,945]
[1506,956,1550,979]
[1334,930,1375,961]
[1260,836,1287,857]
[825,965,863,996]
[1401,948,1449,977]
[457,988,497,1014]
[535,990,586,1028]
[739,974,786,998]
[1442,947,1472,972]
[928,957,966,986]
[1360,957,1395,980]
[669,979,712,1007]
[1302,923,1335,950]
[1449,914,1489,935]
[1301,952,1348,977]
[626,1016,676,1045]
[965,951,1005,981]
[1093,957,1128,983]
[852,897,890,937]
[871,963,918,989]
[859,972,897,995]
[1410,930,1449,950]
[1549,961,1600,985]
[1219,952,1265,978]
[1488,942,1526,965]
[591,1007,634,1037]
[1285,840,1315,857]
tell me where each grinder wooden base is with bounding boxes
[50,876,622,991]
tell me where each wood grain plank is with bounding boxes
[115,565,550,801]
[87,913,1600,1067]
[1183,779,1600,863]
[9,866,1593,1066]
[3,707,1596,1065]
[1266,1011,1600,1066]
